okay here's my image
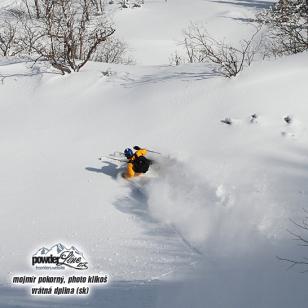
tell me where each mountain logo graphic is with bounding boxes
[32,243,88,270]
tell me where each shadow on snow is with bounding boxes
[210,0,273,9]
[85,161,124,180]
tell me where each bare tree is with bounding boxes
[0,20,23,56]
[183,23,262,77]
[18,0,115,74]
[34,0,40,18]
[278,209,308,272]
[90,0,104,13]
[257,0,308,56]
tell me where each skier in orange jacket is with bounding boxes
[123,146,150,179]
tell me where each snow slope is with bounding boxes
[1,53,308,307]
[1,0,308,307]
[113,0,270,64]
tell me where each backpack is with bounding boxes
[132,155,151,173]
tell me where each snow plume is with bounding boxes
[145,156,286,256]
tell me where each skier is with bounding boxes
[123,146,151,179]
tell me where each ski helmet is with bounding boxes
[124,148,133,158]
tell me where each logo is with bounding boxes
[32,243,88,270]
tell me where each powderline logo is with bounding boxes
[32,243,88,270]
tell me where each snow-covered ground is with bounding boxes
[113,0,266,64]
[1,0,308,307]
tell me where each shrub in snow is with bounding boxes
[132,3,141,8]
[119,0,144,9]
[169,51,183,66]
[119,0,129,8]
[221,118,233,125]
[250,113,258,123]
[284,115,293,124]
[183,23,263,77]
[257,0,308,56]
[101,68,113,76]
[92,37,134,64]
[132,0,144,7]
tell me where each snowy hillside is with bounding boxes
[113,0,263,64]
[1,0,308,307]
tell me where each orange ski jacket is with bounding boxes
[124,148,148,179]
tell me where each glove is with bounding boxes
[133,146,141,150]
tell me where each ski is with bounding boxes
[98,156,128,163]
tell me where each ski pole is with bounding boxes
[134,146,161,155]
[147,149,161,155]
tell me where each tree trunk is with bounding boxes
[34,0,40,18]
